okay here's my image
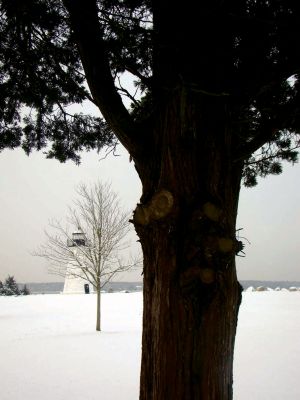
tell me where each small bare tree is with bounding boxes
[34,181,140,331]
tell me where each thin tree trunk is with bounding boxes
[134,92,244,399]
[96,284,101,331]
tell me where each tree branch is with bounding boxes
[62,0,140,156]
[234,125,277,162]
[234,98,300,162]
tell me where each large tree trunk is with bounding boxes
[134,92,243,399]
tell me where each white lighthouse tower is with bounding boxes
[63,228,93,294]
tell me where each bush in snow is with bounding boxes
[21,284,30,295]
[289,287,298,292]
[256,286,268,292]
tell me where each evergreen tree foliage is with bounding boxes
[0,280,4,295]
[0,0,116,163]
[0,1,299,179]
[0,276,21,296]
[0,277,30,295]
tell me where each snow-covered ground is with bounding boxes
[0,291,299,399]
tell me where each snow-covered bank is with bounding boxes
[0,292,299,399]
[0,293,142,400]
[234,292,300,399]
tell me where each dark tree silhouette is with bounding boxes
[1,276,20,296]
[21,284,30,295]
[1,1,300,398]
[0,280,4,295]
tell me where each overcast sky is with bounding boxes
[0,143,299,283]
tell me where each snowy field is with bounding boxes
[0,291,300,400]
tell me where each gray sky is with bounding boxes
[0,145,299,283]
[237,160,300,281]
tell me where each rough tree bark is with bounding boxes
[133,92,243,399]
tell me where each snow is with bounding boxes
[0,293,142,400]
[234,292,300,399]
[1,291,300,399]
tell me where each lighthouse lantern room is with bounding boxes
[67,228,86,247]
